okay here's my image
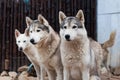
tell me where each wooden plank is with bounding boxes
[5,0,10,71]
[13,0,18,71]
[2,0,7,71]
[9,0,14,71]
[0,0,3,72]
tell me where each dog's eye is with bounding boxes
[23,40,26,43]
[72,26,77,29]
[37,30,41,32]
[30,31,32,33]
[18,41,20,43]
[63,26,67,29]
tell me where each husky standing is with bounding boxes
[26,15,63,80]
[15,28,41,80]
[59,10,104,80]
[101,31,116,72]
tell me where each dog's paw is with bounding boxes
[8,71,17,78]
[90,75,101,80]
[101,67,108,74]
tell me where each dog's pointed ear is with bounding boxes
[59,11,66,24]
[24,28,29,36]
[26,17,33,27]
[76,10,85,22]
[38,14,49,26]
[15,29,20,38]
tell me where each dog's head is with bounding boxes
[59,10,87,41]
[15,28,30,51]
[26,15,50,44]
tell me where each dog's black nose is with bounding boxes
[30,39,35,43]
[65,34,70,41]
[19,47,23,51]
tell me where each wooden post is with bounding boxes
[5,59,9,71]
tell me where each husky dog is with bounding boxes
[26,15,63,80]
[59,10,104,80]
[15,28,41,80]
[101,31,116,71]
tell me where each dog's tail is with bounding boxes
[102,30,116,49]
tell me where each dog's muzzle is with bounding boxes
[18,47,23,51]
[30,39,36,45]
[65,34,71,41]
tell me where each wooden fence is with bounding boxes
[0,0,96,72]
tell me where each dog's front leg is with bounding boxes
[40,66,46,80]
[81,67,90,80]
[55,66,63,80]
[46,69,56,80]
[33,64,41,80]
[64,67,70,80]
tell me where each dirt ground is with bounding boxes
[0,71,120,80]
[101,74,120,80]
[0,75,120,80]
[0,76,37,80]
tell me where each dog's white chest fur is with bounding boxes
[24,44,40,65]
[60,40,90,67]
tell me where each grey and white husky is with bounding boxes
[26,15,63,80]
[59,10,103,80]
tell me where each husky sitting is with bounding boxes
[15,28,41,80]
[59,10,103,80]
[26,15,63,80]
